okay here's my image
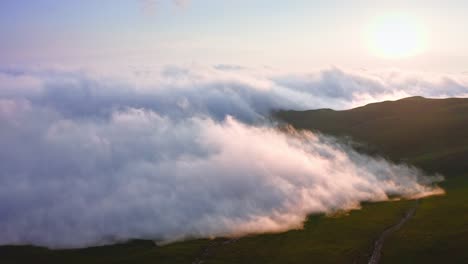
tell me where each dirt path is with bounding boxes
[192,201,418,264]
[367,201,419,264]
[192,238,239,264]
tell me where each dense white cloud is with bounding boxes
[0,65,461,248]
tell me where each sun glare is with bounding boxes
[368,14,427,59]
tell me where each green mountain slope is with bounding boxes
[277,96,468,264]
[276,96,468,175]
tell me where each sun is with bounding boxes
[368,14,427,59]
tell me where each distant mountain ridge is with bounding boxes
[276,96,468,175]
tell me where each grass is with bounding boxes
[0,239,211,264]
[275,96,468,263]
[204,201,414,264]
[1,201,414,264]
[381,176,468,264]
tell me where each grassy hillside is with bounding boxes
[277,96,468,175]
[1,201,415,264]
[277,96,468,263]
[381,176,468,264]
[2,96,467,264]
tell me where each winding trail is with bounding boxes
[368,201,419,264]
[192,201,419,264]
[192,238,239,264]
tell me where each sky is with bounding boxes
[1,0,468,71]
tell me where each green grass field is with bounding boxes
[2,96,467,263]
[201,201,415,264]
[277,96,468,263]
[1,201,415,264]
[381,176,468,264]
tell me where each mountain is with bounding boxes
[276,96,468,176]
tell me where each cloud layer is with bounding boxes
[0,65,461,248]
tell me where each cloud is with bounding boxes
[214,64,247,71]
[2,65,467,121]
[173,0,190,7]
[140,0,190,15]
[272,67,468,109]
[0,65,460,248]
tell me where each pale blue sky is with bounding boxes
[1,0,467,71]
